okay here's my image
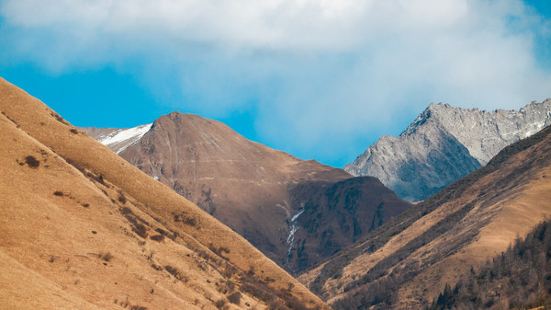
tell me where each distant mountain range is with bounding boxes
[346,101,551,201]
[84,113,411,273]
[301,119,551,309]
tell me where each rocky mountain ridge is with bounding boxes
[345,100,551,201]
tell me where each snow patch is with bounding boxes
[286,209,304,257]
[99,123,153,153]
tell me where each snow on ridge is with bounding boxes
[99,123,153,154]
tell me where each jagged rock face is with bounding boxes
[346,100,551,201]
[84,112,412,273]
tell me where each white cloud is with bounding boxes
[1,0,550,165]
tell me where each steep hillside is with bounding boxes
[85,113,411,273]
[346,101,551,201]
[430,220,551,309]
[0,77,326,310]
[289,177,410,272]
[301,122,551,309]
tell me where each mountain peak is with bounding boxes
[161,111,203,121]
[85,107,410,273]
[400,102,457,136]
[346,100,551,201]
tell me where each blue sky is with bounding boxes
[1,0,550,167]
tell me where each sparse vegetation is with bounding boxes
[66,158,107,186]
[50,111,69,125]
[118,191,127,204]
[69,128,79,134]
[214,299,226,309]
[164,265,188,282]
[114,299,147,310]
[120,207,149,238]
[227,291,241,305]
[99,252,113,262]
[53,191,64,196]
[173,212,197,226]
[150,234,165,242]
[24,155,40,168]
[209,243,231,258]
[429,220,551,310]
[150,263,162,271]
[1,111,20,127]
[154,227,178,241]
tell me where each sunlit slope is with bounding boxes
[0,77,326,310]
[301,121,551,309]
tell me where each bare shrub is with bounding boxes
[99,252,113,262]
[25,155,40,168]
[150,234,165,242]
[209,244,231,258]
[118,192,127,204]
[173,212,197,226]
[50,111,69,125]
[164,265,188,282]
[120,207,149,238]
[227,292,241,305]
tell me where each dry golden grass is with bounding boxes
[0,77,327,310]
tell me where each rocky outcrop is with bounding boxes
[346,100,551,201]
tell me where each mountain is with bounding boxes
[0,77,326,310]
[429,220,551,309]
[300,121,551,309]
[84,113,412,273]
[345,101,551,201]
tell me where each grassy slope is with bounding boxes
[430,220,551,309]
[0,77,326,310]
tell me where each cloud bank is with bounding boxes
[1,0,550,165]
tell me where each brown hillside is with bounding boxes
[85,112,411,273]
[300,121,551,309]
[0,77,326,310]
[429,220,551,309]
